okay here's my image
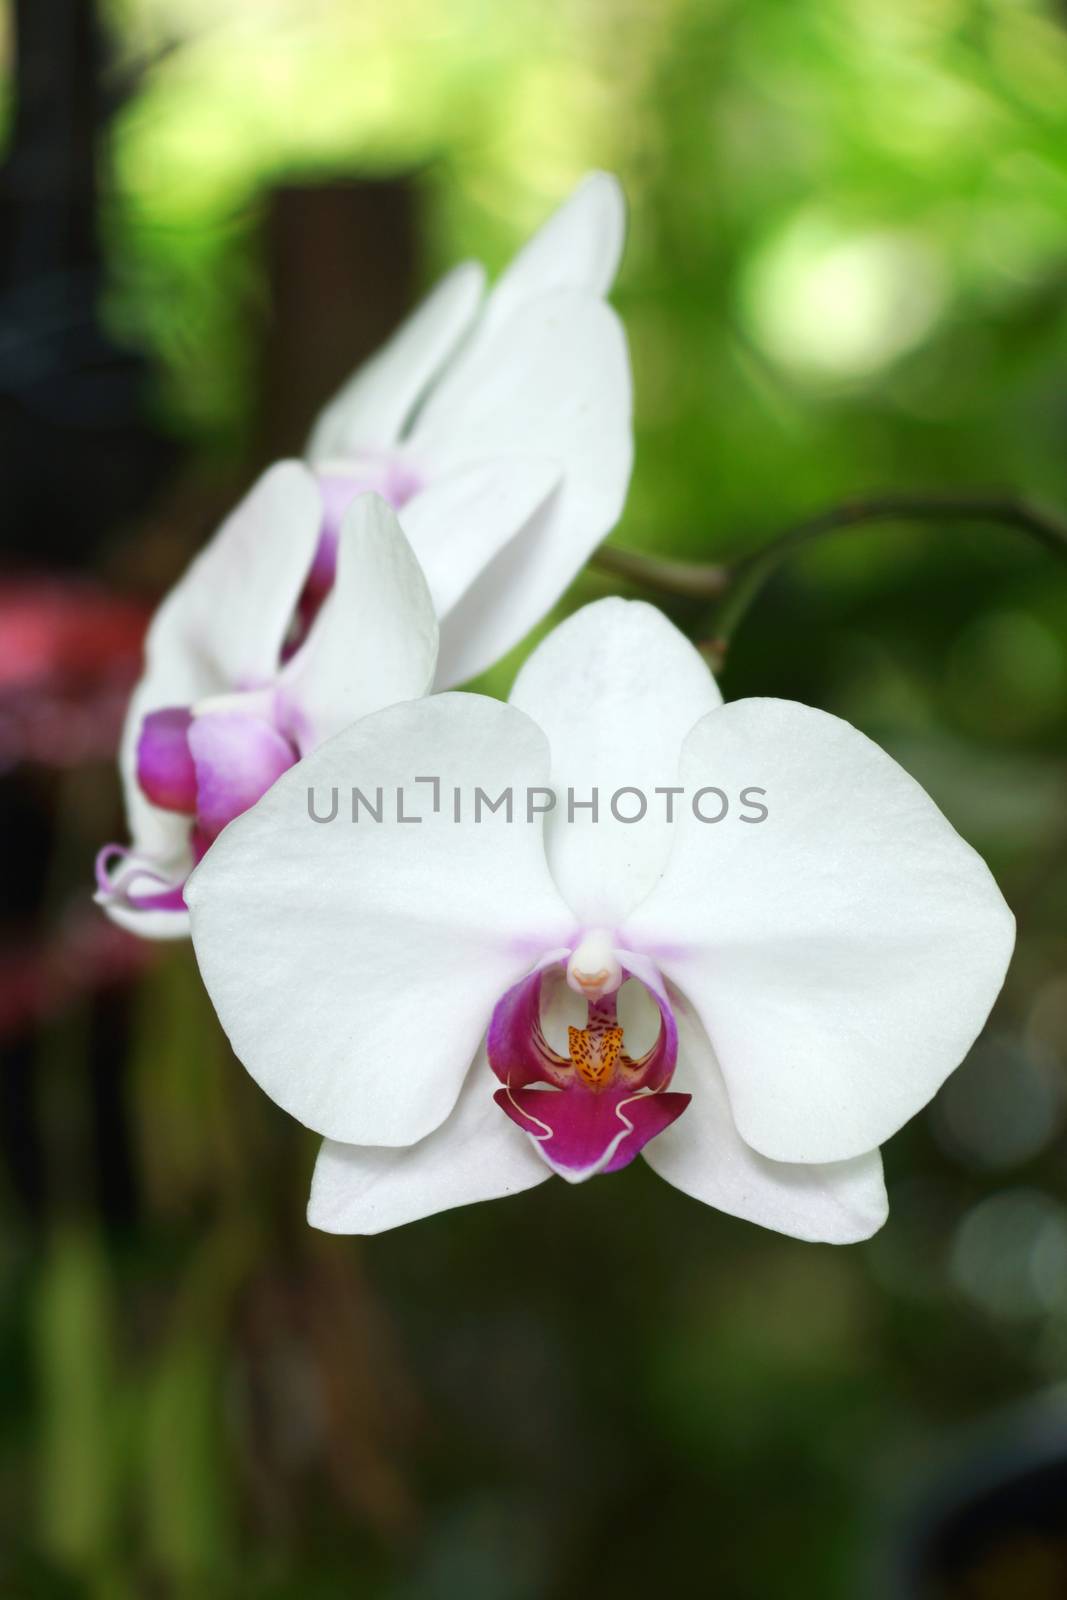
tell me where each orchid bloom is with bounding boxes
[96,172,632,938]
[95,491,437,938]
[302,169,631,687]
[185,600,1015,1242]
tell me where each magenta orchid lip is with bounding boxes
[487,957,686,1182]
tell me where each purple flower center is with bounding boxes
[105,701,300,912]
[137,703,298,841]
[487,964,689,1181]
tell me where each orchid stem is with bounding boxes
[596,492,1067,660]
[591,543,729,599]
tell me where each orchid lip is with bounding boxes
[134,696,298,855]
[488,953,688,1182]
[94,843,188,914]
[498,1080,674,1183]
[136,707,196,815]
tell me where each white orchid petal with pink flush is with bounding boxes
[96,492,438,938]
[185,599,1015,1243]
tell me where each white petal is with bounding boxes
[469,172,625,355]
[400,458,561,622]
[508,599,721,926]
[279,494,438,753]
[308,1051,550,1235]
[185,694,576,1146]
[623,699,1016,1165]
[306,263,486,461]
[412,291,633,686]
[147,461,320,692]
[425,174,625,431]
[644,995,888,1243]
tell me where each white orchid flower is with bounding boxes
[184,600,1015,1243]
[303,169,631,688]
[95,492,436,938]
[96,174,632,939]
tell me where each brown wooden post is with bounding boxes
[257,179,421,460]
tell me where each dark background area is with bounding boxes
[1,1,1067,1595]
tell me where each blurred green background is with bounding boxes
[2,0,1067,1595]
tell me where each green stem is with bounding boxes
[597,492,1067,655]
[590,542,729,599]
